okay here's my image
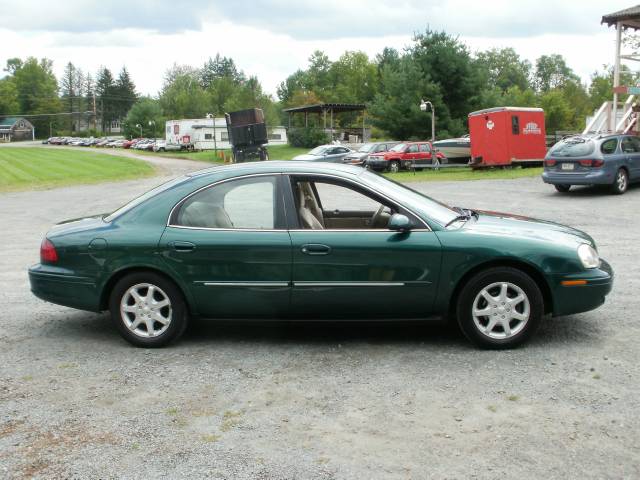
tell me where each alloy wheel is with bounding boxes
[471,282,530,340]
[120,283,172,338]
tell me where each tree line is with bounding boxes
[0,29,633,140]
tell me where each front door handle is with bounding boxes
[301,244,332,255]
[170,241,196,252]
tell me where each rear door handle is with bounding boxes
[170,241,196,252]
[301,244,332,255]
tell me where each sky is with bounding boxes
[0,0,636,97]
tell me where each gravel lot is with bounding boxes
[1,152,639,479]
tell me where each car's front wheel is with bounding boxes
[611,168,628,194]
[554,184,571,193]
[109,272,188,347]
[456,267,543,349]
[388,160,400,173]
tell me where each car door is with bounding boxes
[627,136,640,180]
[417,143,433,166]
[286,175,442,319]
[160,174,292,319]
[405,144,419,166]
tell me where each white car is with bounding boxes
[153,140,182,152]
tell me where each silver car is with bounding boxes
[293,145,354,163]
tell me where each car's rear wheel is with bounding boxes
[388,160,400,173]
[554,184,571,193]
[456,267,543,349]
[109,272,188,347]
[611,168,628,194]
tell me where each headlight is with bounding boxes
[578,244,600,269]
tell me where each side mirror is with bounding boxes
[388,213,412,232]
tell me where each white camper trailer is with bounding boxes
[165,118,287,151]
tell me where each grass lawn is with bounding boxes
[0,147,156,192]
[385,166,543,182]
[141,144,308,162]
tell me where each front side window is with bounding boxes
[408,144,419,153]
[291,178,397,230]
[390,143,406,152]
[174,176,281,229]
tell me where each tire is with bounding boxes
[109,271,188,348]
[456,267,543,349]
[554,184,571,193]
[611,168,628,195]
[388,160,400,173]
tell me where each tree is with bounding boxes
[122,97,164,138]
[159,72,208,119]
[9,57,63,136]
[95,67,116,132]
[60,62,78,130]
[0,77,19,114]
[114,67,138,120]
[475,48,531,92]
[200,54,245,88]
[539,89,572,132]
[534,54,580,92]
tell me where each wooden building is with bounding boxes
[0,117,35,142]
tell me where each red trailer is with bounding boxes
[468,107,546,167]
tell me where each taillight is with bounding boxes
[40,238,58,263]
[545,159,556,167]
[578,159,604,167]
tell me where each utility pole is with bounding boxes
[93,93,97,131]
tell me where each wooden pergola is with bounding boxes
[283,103,367,141]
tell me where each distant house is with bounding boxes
[0,117,35,142]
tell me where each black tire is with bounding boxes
[109,271,188,348]
[456,267,543,349]
[554,184,571,193]
[610,168,628,195]
[388,160,400,173]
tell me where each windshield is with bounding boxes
[390,143,406,152]
[358,143,375,153]
[549,137,595,157]
[104,176,187,222]
[309,146,328,155]
[360,170,458,227]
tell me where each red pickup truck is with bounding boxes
[365,141,446,172]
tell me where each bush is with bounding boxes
[287,127,329,148]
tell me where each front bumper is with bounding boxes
[542,169,615,186]
[550,258,613,316]
[365,157,388,170]
[29,264,101,312]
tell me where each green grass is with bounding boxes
[141,144,308,163]
[0,147,156,192]
[385,166,543,182]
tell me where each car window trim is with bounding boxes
[167,173,287,231]
[285,173,431,231]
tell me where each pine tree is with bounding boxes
[115,67,137,120]
[95,67,115,133]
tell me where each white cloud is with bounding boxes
[0,0,633,97]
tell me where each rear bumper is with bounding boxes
[550,259,613,316]
[542,169,615,186]
[29,264,101,312]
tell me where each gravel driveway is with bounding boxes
[1,154,638,479]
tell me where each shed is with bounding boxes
[283,103,369,142]
[0,117,35,142]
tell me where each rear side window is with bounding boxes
[549,138,595,157]
[419,144,431,153]
[601,138,618,155]
[174,176,282,229]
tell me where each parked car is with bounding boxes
[95,138,112,147]
[366,141,447,172]
[29,162,612,349]
[292,144,353,163]
[342,142,400,166]
[153,140,182,152]
[542,134,640,194]
[123,138,143,149]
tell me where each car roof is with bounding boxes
[188,161,364,179]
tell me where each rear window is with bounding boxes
[549,138,595,157]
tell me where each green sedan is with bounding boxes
[29,162,613,349]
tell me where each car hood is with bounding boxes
[461,210,595,248]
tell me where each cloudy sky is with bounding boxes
[0,0,634,97]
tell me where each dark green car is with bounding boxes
[29,162,613,349]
